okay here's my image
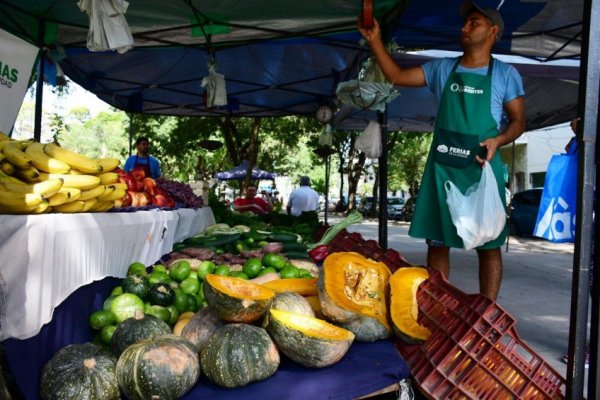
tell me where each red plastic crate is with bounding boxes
[324,228,411,272]
[397,269,566,400]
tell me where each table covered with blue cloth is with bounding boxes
[3,277,410,399]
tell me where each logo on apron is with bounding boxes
[433,128,479,168]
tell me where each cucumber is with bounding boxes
[282,242,308,252]
[268,232,301,243]
[283,250,310,259]
[183,233,241,248]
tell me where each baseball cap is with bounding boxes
[299,176,311,186]
[460,1,504,41]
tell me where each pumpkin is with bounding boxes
[266,309,354,368]
[319,252,391,327]
[389,266,431,344]
[110,310,171,356]
[203,274,274,323]
[148,282,175,306]
[40,343,119,400]
[121,274,151,301]
[304,295,324,318]
[116,334,200,400]
[201,324,280,388]
[181,307,226,352]
[261,291,315,328]
[337,317,391,342]
[261,277,318,296]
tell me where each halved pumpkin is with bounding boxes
[261,277,318,296]
[261,291,315,328]
[266,309,355,368]
[319,252,391,330]
[204,274,275,323]
[389,266,431,344]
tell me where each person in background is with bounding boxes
[287,176,320,216]
[233,185,273,215]
[124,136,161,179]
[358,1,526,300]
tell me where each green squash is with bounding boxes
[203,274,274,323]
[110,310,171,356]
[201,324,280,388]
[337,316,391,342]
[148,282,175,306]
[266,309,354,368]
[181,307,226,352]
[261,291,315,328]
[121,274,151,301]
[40,343,119,400]
[116,334,200,400]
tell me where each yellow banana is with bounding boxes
[2,141,32,169]
[25,142,71,174]
[53,200,85,213]
[58,187,82,202]
[0,160,15,176]
[97,185,115,202]
[0,190,44,208]
[47,191,70,206]
[79,185,106,201]
[89,200,114,212]
[97,172,119,185]
[0,178,63,197]
[97,158,121,172]
[43,143,102,174]
[81,198,98,212]
[31,201,51,214]
[69,169,83,175]
[14,165,40,182]
[111,182,128,191]
[38,172,101,190]
[99,187,126,202]
[0,203,39,214]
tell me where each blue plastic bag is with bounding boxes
[534,146,578,242]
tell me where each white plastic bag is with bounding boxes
[201,64,228,108]
[356,120,382,158]
[444,162,506,250]
[78,0,134,53]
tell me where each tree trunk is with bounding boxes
[243,117,262,191]
[346,135,366,213]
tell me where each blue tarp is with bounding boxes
[215,160,276,181]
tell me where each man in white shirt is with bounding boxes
[286,176,320,216]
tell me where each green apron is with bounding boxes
[408,58,507,249]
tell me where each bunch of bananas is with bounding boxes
[0,132,124,214]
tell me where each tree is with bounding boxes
[388,131,432,196]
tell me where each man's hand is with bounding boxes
[357,17,381,44]
[476,136,501,165]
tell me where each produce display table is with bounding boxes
[3,277,409,400]
[0,207,214,340]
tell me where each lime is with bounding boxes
[180,277,201,295]
[100,325,117,344]
[89,310,116,330]
[195,289,205,305]
[262,253,286,270]
[279,265,300,279]
[183,293,199,312]
[148,271,171,285]
[197,260,216,280]
[230,271,249,280]
[298,268,313,278]
[188,270,199,280]
[258,267,277,276]
[110,286,123,296]
[102,295,118,311]
[145,305,171,323]
[110,293,145,323]
[167,305,180,325]
[214,265,230,276]
[242,258,263,278]
[173,289,189,312]
[152,265,168,274]
[127,261,147,276]
[169,260,191,282]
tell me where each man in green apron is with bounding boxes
[359,1,525,300]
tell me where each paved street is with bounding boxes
[327,215,577,378]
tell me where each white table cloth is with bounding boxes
[0,207,214,340]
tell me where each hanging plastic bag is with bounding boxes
[355,120,382,158]
[444,162,506,250]
[201,63,228,108]
[78,0,134,53]
[336,80,399,112]
[318,124,333,146]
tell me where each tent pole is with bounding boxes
[128,113,133,156]
[566,0,599,397]
[33,20,45,142]
[324,154,330,225]
[377,109,388,249]
[505,141,516,253]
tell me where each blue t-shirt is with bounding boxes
[422,57,525,131]
[124,155,161,179]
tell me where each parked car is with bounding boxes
[359,196,405,220]
[509,188,543,236]
[403,196,417,222]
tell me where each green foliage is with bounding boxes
[388,131,432,196]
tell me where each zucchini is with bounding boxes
[282,242,308,252]
[283,250,310,259]
[184,233,241,248]
[268,232,301,243]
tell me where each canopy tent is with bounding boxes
[215,160,276,181]
[0,0,584,131]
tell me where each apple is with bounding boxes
[130,167,146,182]
[143,177,157,196]
[152,194,170,207]
[122,192,133,207]
[113,199,123,208]
[120,174,137,191]
[154,187,167,197]
[136,181,144,192]
[130,191,140,207]
[114,168,128,177]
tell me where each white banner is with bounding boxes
[0,29,38,135]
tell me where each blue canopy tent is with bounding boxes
[215,160,276,181]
